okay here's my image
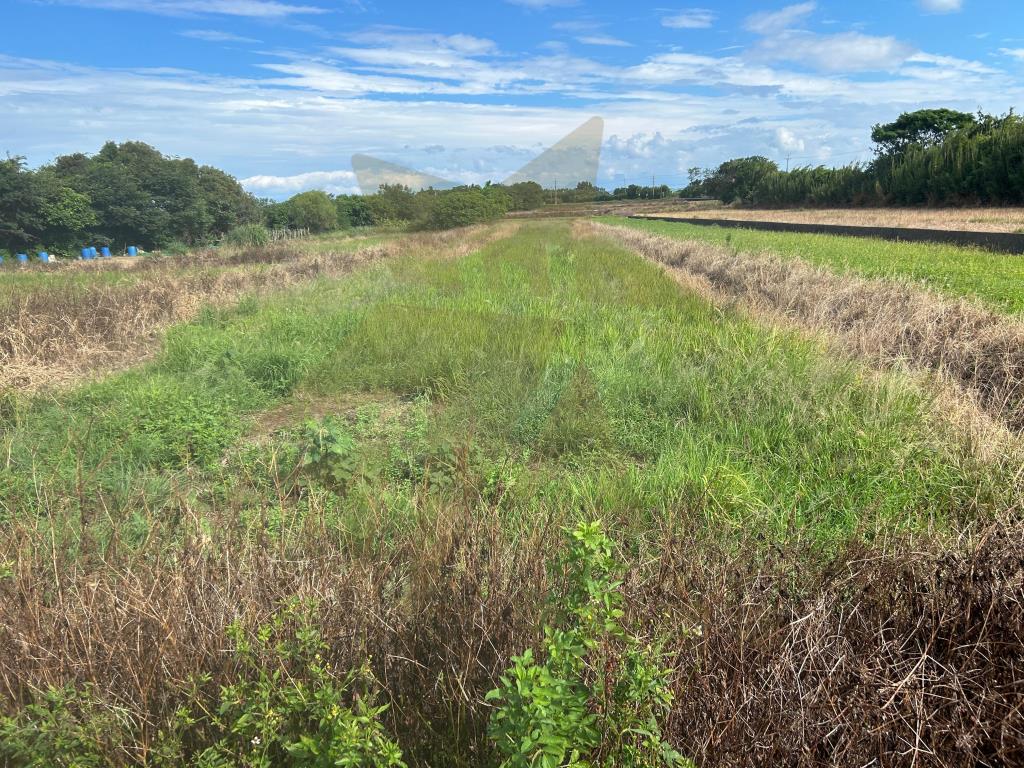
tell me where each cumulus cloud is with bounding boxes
[241,169,358,195]
[774,126,804,152]
[745,2,816,34]
[1000,48,1024,60]
[754,30,916,72]
[662,9,716,29]
[919,0,963,13]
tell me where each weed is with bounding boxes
[488,521,692,768]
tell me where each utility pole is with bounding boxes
[785,154,792,172]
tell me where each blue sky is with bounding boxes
[3,0,1023,197]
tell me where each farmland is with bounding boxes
[1,220,1021,766]
[610,216,1024,314]
[639,206,1024,233]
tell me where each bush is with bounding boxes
[224,223,270,248]
[179,602,406,768]
[160,239,189,256]
[423,186,510,230]
[487,521,692,768]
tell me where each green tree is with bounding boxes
[336,194,377,227]
[700,156,779,204]
[286,190,337,232]
[422,186,509,230]
[0,157,42,252]
[871,108,977,157]
[505,181,546,211]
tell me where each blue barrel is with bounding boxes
[127,245,138,257]
[16,252,28,264]
[0,255,4,265]
[100,246,112,258]
[81,247,90,259]
[89,246,98,258]
[38,251,49,263]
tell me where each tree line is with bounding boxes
[0,141,261,257]
[0,141,556,256]
[682,109,1024,208]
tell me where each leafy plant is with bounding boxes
[487,520,691,768]
[0,685,135,767]
[176,601,405,768]
[296,418,359,491]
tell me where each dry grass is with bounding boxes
[1,487,1020,767]
[640,206,1024,233]
[0,225,515,393]
[592,221,1024,433]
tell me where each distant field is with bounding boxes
[639,206,1024,233]
[607,216,1024,314]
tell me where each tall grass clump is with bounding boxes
[223,223,270,247]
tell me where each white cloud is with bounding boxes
[662,9,715,29]
[241,169,358,195]
[180,29,261,43]
[774,126,804,152]
[576,35,632,47]
[1000,48,1024,61]
[754,31,916,72]
[744,2,816,34]
[51,0,326,17]
[919,0,963,13]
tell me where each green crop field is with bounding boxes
[605,217,1024,314]
[0,222,1020,767]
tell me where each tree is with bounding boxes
[505,181,545,211]
[35,171,97,252]
[286,190,337,232]
[871,109,977,157]
[695,156,779,204]
[336,194,377,227]
[0,157,42,252]
[422,186,510,230]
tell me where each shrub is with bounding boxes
[224,223,270,248]
[487,521,692,768]
[160,239,189,256]
[180,602,405,768]
[422,187,510,231]
[0,685,135,767]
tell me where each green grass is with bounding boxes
[603,217,1024,315]
[0,222,1010,554]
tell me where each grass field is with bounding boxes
[641,206,1024,233]
[608,216,1024,314]
[1,222,1021,766]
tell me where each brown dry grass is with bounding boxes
[1,483,1020,766]
[591,221,1024,434]
[0,225,516,393]
[642,206,1024,233]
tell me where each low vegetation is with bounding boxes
[1,222,1021,766]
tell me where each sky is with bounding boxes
[3,0,1023,198]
